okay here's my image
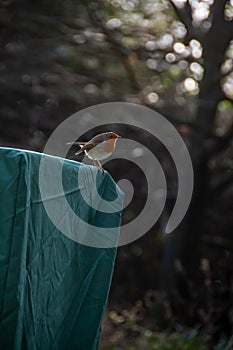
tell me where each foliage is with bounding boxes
[100,300,233,349]
[100,303,208,350]
[101,331,207,350]
[1,0,232,146]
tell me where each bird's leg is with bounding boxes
[93,160,98,168]
[97,160,105,174]
[97,160,102,169]
[92,160,105,173]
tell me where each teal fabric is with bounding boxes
[0,148,123,350]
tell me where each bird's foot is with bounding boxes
[93,160,106,174]
[98,161,106,175]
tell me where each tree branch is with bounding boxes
[207,0,233,55]
[82,1,140,91]
[211,0,228,25]
[169,0,193,41]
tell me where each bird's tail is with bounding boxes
[67,141,85,156]
[75,148,84,156]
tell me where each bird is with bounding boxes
[67,132,121,170]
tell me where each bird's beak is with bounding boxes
[117,135,121,138]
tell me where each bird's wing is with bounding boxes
[67,141,86,145]
[68,135,104,156]
[74,140,102,155]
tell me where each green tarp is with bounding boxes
[0,147,123,350]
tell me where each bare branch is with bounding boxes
[169,0,193,41]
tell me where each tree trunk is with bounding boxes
[162,0,233,324]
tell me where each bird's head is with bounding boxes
[90,132,121,145]
[105,132,121,140]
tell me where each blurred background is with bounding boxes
[0,0,233,348]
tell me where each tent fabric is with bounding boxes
[0,147,123,350]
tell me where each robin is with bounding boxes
[67,132,121,170]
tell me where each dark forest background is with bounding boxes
[0,0,233,349]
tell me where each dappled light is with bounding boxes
[182,77,199,93]
[145,91,159,104]
[189,39,203,58]
[222,74,233,99]
[0,0,233,349]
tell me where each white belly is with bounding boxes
[85,142,112,160]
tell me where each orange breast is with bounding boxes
[103,139,117,153]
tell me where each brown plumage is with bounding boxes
[67,132,121,170]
